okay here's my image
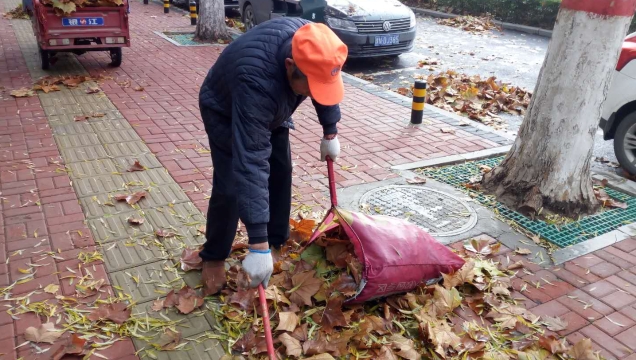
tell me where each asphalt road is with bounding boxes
[342,15,621,175]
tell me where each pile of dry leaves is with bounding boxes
[2,5,30,19]
[416,70,531,129]
[177,219,599,360]
[10,74,112,98]
[437,15,502,34]
[42,0,124,16]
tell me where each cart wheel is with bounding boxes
[109,48,122,67]
[39,47,50,70]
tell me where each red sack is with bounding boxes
[309,207,465,303]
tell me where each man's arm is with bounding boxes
[312,99,341,136]
[231,76,276,245]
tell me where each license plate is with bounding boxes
[374,34,399,47]
[62,17,104,26]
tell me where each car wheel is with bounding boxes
[614,112,636,175]
[242,3,255,30]
[39,47,50,70]
[109,48,122,67]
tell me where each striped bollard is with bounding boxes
[163,0,169,13]
[410,80,427,124]
[189,0,197,25]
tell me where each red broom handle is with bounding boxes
[327,157,338,207]
[258,284,276,359]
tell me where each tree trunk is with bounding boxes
[482,0,636,217]
[195,0,231,41]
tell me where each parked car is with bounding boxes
[225,0,239,10]
[599,33,636,174]
[237,0,417,58]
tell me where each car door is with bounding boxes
[252,0,273,24]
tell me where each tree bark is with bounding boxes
[195,0,231,42]
[482,0,636,218]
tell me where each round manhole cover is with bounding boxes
[359,185,477,236]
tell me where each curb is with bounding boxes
[391,145,512,171]
[410,6,553,38]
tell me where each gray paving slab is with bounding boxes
[133,335,225,360]
[110,260,185,304]
[55,133,102,149]
[97,129,142,144]
[112,154,164,170]
[102,240,171,272]
[132,301,212,338]
[38,92,81,107]
[42,103,84,116]
[60,144,109,162]
[80,185,191,218]
[52,122,95,136]
[123,168,177,187]
[79,100,117,114]
[72,174,125,197]
[87,209,155,243]
[80,193,138,218]
[67,159,120,178]
[104,141,151,157]
[90,118,133,132]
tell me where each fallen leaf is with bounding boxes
[325,243,349,268]
[174,286,204,314]
[10,88,36,97]
[464,238,492,255]
[133,85,145,91]
[305,355,335,360]
[157,329,181,350]
[312,296,348,333]
[127,217,144,225]
[155,228,177,238]
[568,338,597,360]
[431,285,462,317]
[127,160,145,172]
[52,334,86,360]
[506,260,524,270]
[87,302,131,324]
[538,335,569,354]
[43,284,60,294]
[24,323,64,344]
[441,127,456,134]
[406,177,427,184]
[85,86,101,94]
[276,311,299,332]
[331,272,358,297]
[180,247,202,271]
[151,299,165,311]
[425,322,462,357]
[515,248,532,255]
[478,164,492,173]
[287,270,323,306]
[278,332,302,357]
[228,289,256,311]
[389,334,421,360]
[542,315,568,331]
[73,115,90,122]
[289,218,316,242]
[125,191,146,205]
[442,260,475,289]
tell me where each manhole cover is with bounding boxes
[359,185,477,236]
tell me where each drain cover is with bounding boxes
[358,185,477,236]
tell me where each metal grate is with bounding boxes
[419,157,636,247]
[354,18,411,33]
[359,186,477,237]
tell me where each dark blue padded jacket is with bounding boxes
[198,17,341,241]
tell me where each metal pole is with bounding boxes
[143,0,147,5]
[410,80,426,124]
[163,0,169,13]
[189,0,197,25]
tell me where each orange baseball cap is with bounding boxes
[292,23,348,106]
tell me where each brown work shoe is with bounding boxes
[202,260,226,297]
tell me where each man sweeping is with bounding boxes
[198,18,348,296]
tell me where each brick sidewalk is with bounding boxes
[1,0,635,359]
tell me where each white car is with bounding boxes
[600,32,636,174]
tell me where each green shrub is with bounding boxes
[407,0,636,33]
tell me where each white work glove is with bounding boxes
[241,249,273,288]
[320,136,341,161]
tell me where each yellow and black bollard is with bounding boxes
[189,0,197,25]
[410,80,427,124]
[163,0,169,13]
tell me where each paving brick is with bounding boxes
[557,289,614,320]
[0,337,17,360]
[616,325,636,352]
[557,311,590,336]
[588,262,622,278]
[583,280,619,298]
[601,291,636,311]
[615,238,636,253]
[593,312,635,336]
[528,299,569,318]
[579,324,633,358]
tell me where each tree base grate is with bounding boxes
[418,156,636,248]
[158,31,241,46]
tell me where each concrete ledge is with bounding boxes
[392,145,511,171]
[551,230,630,265]
[410,6,553,38]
